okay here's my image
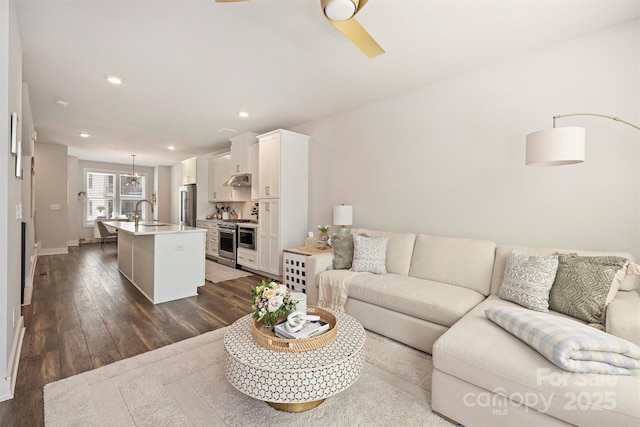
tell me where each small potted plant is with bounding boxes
[317,224,330,248]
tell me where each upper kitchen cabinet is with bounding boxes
[229,132,258,175]
[208,154,232,202]
[208,154,249,202]
[258,129,309,199]
[250,142,259,201]
[182,157,197,184]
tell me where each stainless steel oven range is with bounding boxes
[218,221,237,268]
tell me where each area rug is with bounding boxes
[205,260,253,283]
[44,327,454,426]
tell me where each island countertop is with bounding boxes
[102,221,206,236]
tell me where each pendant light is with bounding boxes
[127,154,140,186]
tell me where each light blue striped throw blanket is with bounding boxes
[486,306,640,375]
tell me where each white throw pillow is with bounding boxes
[350,234,388,274]
[498,250,559,312]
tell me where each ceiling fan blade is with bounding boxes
[329,17,385,58]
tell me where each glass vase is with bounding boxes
[318,232,329,249]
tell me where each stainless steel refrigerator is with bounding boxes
[179,184,197,227]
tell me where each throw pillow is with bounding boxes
[498,250,559,312]
[350,234,388,274]
[549,255,629,326]
[332,233,355,270]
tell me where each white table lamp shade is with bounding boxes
[526,127,586,166]
[333,205,353,226]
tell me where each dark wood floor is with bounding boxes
[0,242,261,427]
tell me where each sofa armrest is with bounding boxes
[606,290,640,346]
[304,253,334,306]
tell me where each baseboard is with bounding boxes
[38,247,69,256]
[0,317,25,402]
[67,240,79,247]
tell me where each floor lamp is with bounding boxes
[525,113,640,166]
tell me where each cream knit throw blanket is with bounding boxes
[317,270,367,311]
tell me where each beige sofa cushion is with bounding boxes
[491,245,639,295]
[433,295,640,426]
[408,234,496,295]
[351,229,416,276]
[347,273,485,327]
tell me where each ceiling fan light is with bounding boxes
[324,0,356,21]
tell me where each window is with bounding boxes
[119,175,146,219]
[84,169,148,226]
[87,172,115,222]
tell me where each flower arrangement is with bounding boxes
[251,280,297,327]
[317,224,330,234]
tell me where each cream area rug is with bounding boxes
[205,260,253,283]
[44,327,454,427]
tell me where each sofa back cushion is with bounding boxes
[408,234,497,295]
[491,245,639,295]
[350,229,416,275]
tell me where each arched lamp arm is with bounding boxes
[552,113,640,131]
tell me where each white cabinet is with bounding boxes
[258,132,280,198]
[182,157,197,184]
[258,199,280,275]
[208,155,232,202]
[237,247,259,270]
[256,129,309,277]
[250,142,259,201]
[229,132,257,175]
[196,220,219,258]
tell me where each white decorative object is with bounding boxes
[285,311,320,333]
[290,292,307,315]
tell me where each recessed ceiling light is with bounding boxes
[106,75,123,85]
[168,146,175,150]
[79,132,91,138]
[238,111,249,118]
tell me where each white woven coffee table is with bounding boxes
[224,309,366,412]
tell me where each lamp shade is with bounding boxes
[333,205,353,226]
[525,127,586,166]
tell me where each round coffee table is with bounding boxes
[224,309,366,412]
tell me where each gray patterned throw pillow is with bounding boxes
[332,233,355,270]
[549,255,628,326]
[350,234,388,274]
[498,250,559,312]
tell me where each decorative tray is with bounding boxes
[251,306,338,353]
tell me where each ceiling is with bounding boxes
[15,0,640,167]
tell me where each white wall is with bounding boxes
[34,143,68,254]
[0,0,25,401]
[295,20,640,260]
[155,165,172,223]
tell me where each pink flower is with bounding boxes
[267,296,284,312]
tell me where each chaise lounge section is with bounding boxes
[306,229,640,426]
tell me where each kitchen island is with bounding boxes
[102,221,207,304]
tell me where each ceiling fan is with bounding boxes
[126,154,141,186]
[215,0,385,58]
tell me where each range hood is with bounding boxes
[223,173,251,187]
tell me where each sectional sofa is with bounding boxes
[305,228,640,426]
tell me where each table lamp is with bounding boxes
[333,205,353,235]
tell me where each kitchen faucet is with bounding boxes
[134,199,155,227]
